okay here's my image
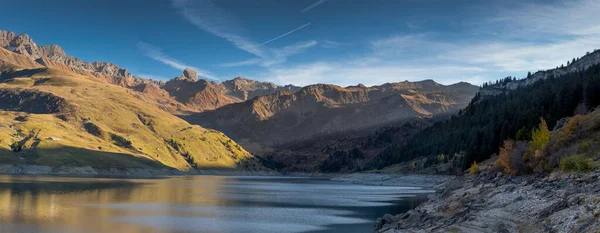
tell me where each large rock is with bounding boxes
[182,68,198,82]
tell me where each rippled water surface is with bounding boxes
[0,175,432,233]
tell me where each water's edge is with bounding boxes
[0,164,453,188]
[0,164,280,178]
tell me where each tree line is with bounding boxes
[377,62,600,170]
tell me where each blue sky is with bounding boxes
[1,0,600,86]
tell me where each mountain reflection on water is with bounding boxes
[0,175,431,233]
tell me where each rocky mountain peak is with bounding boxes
[347,83,367,89]
[181,68,198,82]
[11,33,34,46]
[232,76,249,81]
[0,30,16,46]
[0,30,41,58]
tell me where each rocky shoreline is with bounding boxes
[375,171,600,233]
[0,164,280,178]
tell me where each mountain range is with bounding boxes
[0,29,481,173]
[186,80,478,147]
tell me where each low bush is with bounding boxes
[560,154,592,172]
[110,133,132,149]
[83,121,108,139]
[563,115,590,137]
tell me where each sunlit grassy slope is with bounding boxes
[0,49,262,171]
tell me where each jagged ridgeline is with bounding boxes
[0,32,266,172]
[380,54,600,170]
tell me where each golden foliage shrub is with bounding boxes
[469,161,479,176]
[498,140,528,175]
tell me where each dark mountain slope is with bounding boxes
[186,81,479,147]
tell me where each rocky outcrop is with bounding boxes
[179,68,199,82]
[375,171,600,233]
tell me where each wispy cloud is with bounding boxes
[136,41,219,81]
[274,40,319,57]
[220,58,262,67]
[489,0,600,37]
[444,0,600,72]
[301,0,330,13]
[173,0,315,68]
[321,40,343,48]
[264,40,319,66]
[172,0,265,58]
[174,0,600,87]
[259,0,600,87]
[222,41,318,68]
[260,22,312,45]
[262,61,486,87]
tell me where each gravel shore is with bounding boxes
[374,171,600,233]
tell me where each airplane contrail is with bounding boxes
[260,22,312,45]
[301,0,330,13]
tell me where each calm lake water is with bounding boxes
[0,175,432,233]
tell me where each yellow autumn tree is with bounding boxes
[469,161,479,175]
[498,140,515,174]
[530,117,550,152]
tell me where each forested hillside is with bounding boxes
[378,60,600,170]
